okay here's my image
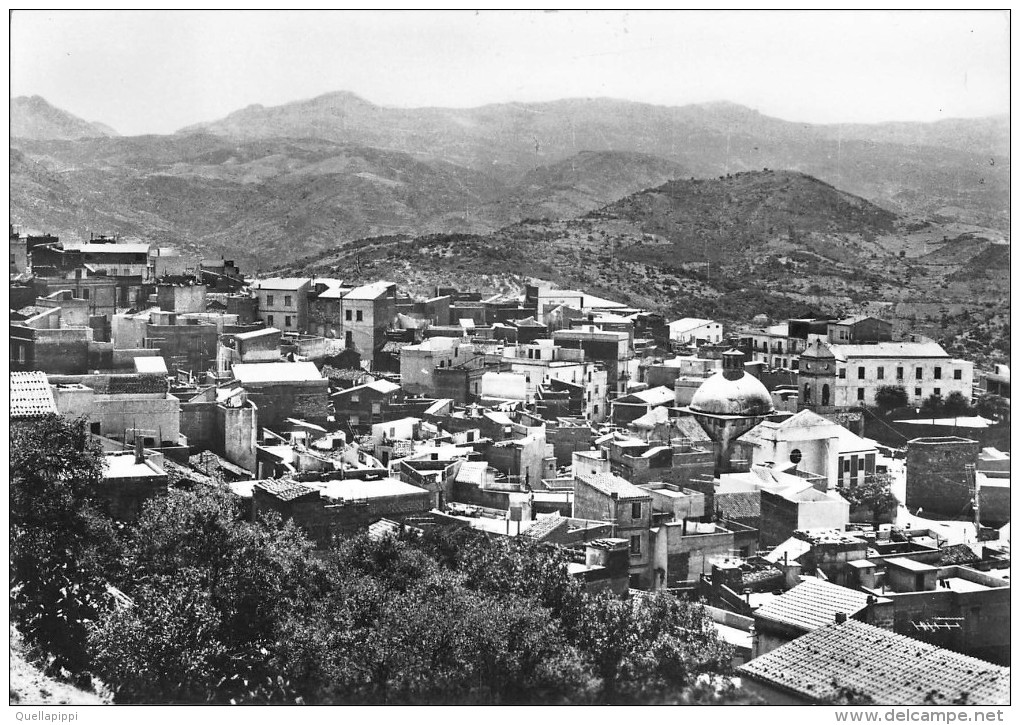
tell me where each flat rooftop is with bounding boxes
[319,477,426,501]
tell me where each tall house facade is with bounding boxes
[341,281,397,362]
[254,278,310,333]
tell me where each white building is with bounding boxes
[735,409,879,490]
[798,339,974,411]
[667,318,723,346]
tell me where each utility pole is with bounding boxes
[968,463,979,529]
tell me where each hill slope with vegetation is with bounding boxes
[278,170,1008,360]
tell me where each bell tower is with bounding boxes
[798,339,838,411]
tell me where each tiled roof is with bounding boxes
[253,277,310,291]
[10,372,57,418]
[344,281,394,300]
[763,537,813,565]
[232,361,323,384]
[753,578,873,633]
[937,543,982,567]
[829,341,949,360]
[624,386,675,406]
[579,473,649,500]
[521,516,569,541]
[740,619,1010,705]
[714,491,761,522]
[254,479,317,502]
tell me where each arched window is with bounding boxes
[803,383,812,403]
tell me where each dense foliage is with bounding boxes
[11,416,739,705]
[874,385,909,413]
[839,474,900,525]
[10,416,122,679]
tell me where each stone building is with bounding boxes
[231,361,328,429]
[253,278,311,333]
[340,281,397,363]
[572,472,653,588]
[252,476,431,546]
[905,436,981,517]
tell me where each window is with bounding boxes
[284,315,292,327]
[934,366,942,380]
[914,387,922,398]
[858,366,865,380]
[631,502,642,519]
[267,314,274,326]
[9,254,15,265]
[356,310,364,322]
[345,310,352,321]
[857,388,865,401]
[81,288,89,300]
[630,535,642,556]
[838,368,846,379]
[789,448,802,464]
[345,331,353,348]
[350,393,360,403]
[844,458,851,472]
[916,367,923,380]
[284,295,292,307]
[372,403,382,414]
[90,422,101,434]
[897,367,904,380]
[877,367,884,380]
[954,369,962,380]
[267,294,275,306]
[934,388,941,397]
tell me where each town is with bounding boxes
[9,225,1011,705]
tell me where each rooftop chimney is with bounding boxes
[835,611,847,624]
[134,436,145,465]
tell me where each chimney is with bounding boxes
[835,611,847,624]
[134,436,145,464]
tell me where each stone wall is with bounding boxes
[243,380,329,429]
[759,490,800,548]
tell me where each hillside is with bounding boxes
[11,134,698,267]
[278,171,1008,351]
[11,96,118,140]
[178,92,1010,230]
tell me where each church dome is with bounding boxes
[689,371,775,417]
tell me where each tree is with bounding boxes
[559,590,735,704]
[874,385,908,414]
[942,391,972,418]
[840,474,899,525]
[975,393,1010,422]
[920,393,944,417]
[90,486,321,703]
[10,415,121,679]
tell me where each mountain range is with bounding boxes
[10,96,118,140]
[11,93,1009,266]
[274,169,1008,364]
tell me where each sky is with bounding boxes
[9,10,1011,137]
